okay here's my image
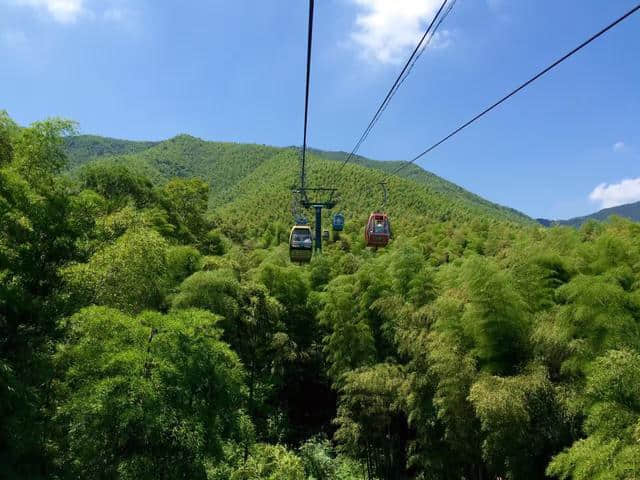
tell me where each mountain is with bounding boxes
[535,218,554,227]
[307,148,528,221]
[63,134,534,238]
[63,135,159,169]
[538,201,640,227]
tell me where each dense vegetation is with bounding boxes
[538,200,640,227]
[3,113,640,479]
[63,135,159,170]
[63,134,532,225]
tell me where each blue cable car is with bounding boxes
[332,213,345,232]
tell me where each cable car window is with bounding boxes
[292,229,311,248]
[374,221,387,234]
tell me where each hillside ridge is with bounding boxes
[538,200,640,227]
[63,134,534,229]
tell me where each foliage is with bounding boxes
[228,444,306,480]
[53,307,247,479]
[166,245,203,287]
[544,202,640,227]
[298,437,366,480]
[62,227,169,313]
[334,363,407,479]
[1,114,81,477]
[546,349,640,480]
[159,177,210,242]
[63,133,534,244]
[63,134,158,169]
[3,113,640,479]
[78,160,156,209]
[203,228,229,255]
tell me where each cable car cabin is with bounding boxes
[332,213,345,232]
[289,225,313,263]
[322,230,330,241]
[365,213,390,248]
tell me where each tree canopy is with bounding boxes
[2,112,640,479]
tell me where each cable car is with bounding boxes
[332,213,345,232]
[289,225,313,263]
[365,212,390,248]
[364,183,390,248]
[322,230,330,241]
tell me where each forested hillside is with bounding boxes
[64,134,532,226]
[3,113,640,480]
[539,200,640,227]
[64,134,283,202]
[63,135,159,169]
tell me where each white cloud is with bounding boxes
[6,0,137,27]
[349,0,452,64]
[589,178,640,209]
[12,0,85,23]
[613,141,627,153]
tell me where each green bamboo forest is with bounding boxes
[2,111,640,479]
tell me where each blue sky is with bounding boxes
[1,0,638,219]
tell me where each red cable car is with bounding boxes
[365,182,391,248]
[365,212,390,247]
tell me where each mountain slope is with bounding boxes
[540,201,640,227]
[65,135,282,202]
[63,135,159,169]
[213,149,538,240]
[63,134,534,236]
[308,147,527,221]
